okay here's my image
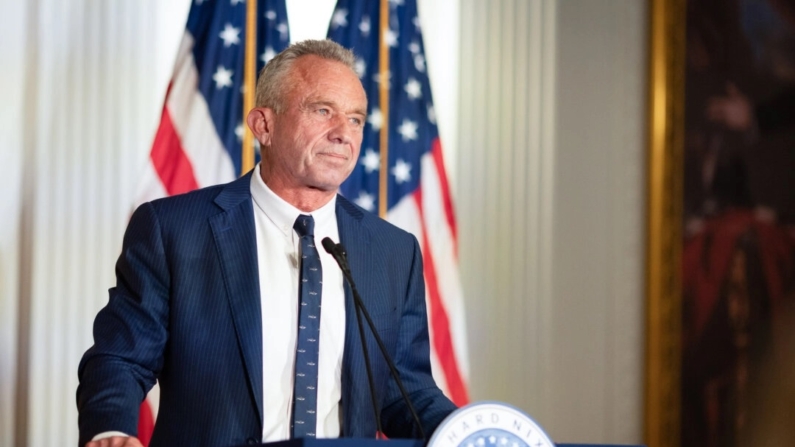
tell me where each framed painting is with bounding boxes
[645,0,686,446]
[646,0,795,447]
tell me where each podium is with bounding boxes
[237,439,422,447]
[238,439,645,447]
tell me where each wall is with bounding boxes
[0,1,27,445]
[456,0,647,443]
[3,1,187,445]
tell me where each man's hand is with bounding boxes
[85,436,144,447]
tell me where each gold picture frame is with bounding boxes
[645,0,685,447]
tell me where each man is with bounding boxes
[77,39,457,447]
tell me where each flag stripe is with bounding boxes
[430,139,458,252]
[413,189,469,406]
[419,151,470,380]
[134,162,169,207]
[166,33,236,188]
[150,106,199,196]
[137,401,155,445]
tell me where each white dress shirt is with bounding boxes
[250,164,346,442]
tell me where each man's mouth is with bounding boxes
[318,152,348,161]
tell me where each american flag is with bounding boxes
[327,0,470,405]
[134,0,289,443]
[135,0,289,205]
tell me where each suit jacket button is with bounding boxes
[247,437,260,445]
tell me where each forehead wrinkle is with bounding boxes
[286,56,367,115]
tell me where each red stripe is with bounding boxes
[150,104,199,195]
[413,189,469,406]
[137,400,155,446]
[430,139,459,257]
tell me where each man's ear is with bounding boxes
[246,107,276,147]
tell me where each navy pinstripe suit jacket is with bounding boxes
[77,172,456,447]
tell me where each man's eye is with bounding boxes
[317,108,329,115]
[350,117,362,126]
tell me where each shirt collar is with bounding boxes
[250,163,337,236]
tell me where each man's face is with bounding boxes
[263,55,367,192]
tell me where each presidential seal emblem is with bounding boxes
[428,402,555,447]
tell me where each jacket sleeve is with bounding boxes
[76,202,170,446]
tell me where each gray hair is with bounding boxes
[255,39,357,113]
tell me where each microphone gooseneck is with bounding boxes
[321,237,426,440]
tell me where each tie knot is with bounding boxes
[294,214,315,237]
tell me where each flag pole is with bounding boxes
[242,0,258,176]
[378,0,390,218]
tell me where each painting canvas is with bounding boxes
[680,0,795,446]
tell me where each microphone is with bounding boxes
[321,238,348,273]
[321,237,426,440]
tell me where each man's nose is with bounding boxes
[328,115,355,144]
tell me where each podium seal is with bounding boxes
[428,402,554,447]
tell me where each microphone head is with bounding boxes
[321,237,337,255]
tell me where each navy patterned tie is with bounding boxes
[291,214,321,438]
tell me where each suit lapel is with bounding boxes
[336,195,370,298]
[209,172,264,427]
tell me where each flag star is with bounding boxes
[391,159,412,184]
[488,436,496,444]
[389,0,405,5]
[219,23,241,47]
[212,66,234,89]
[404,78,422,100]
[265,10,276,20]
[230,0,244,5]
[414,53,426,72]
[413,15,421,30]
[360,149,380,173]
[277,22,288,40]
[397,119,418,141]
[331,9,348,29]
[354,191,376,211]
[384,28,398,47]
[261,46,276,64]
[359,16,371,36]
[367,108,383,131]
[427,105,437,124]
[354,58,366,78]
[235,124,244,141]
[408,41,420,54]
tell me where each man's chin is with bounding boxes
[309,170,354,191]
[307,178,346,193]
